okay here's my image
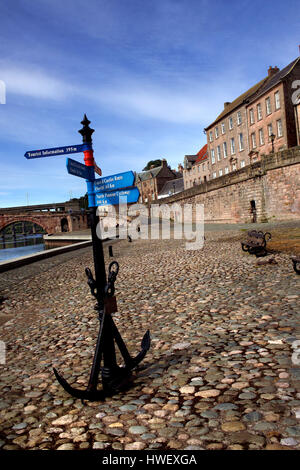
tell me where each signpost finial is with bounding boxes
[78,114,95,143]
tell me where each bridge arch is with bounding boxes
[0,218,48,234]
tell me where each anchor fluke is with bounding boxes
[53,367,106,401]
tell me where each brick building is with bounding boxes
[183,144,209,189]
[205,77,269,178]
[135,159,179,203]
[204,57,300,178]
[246,58,300,159]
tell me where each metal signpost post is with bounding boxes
[25,115,150,401]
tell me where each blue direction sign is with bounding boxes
[66,158,95,180]
[95,187,140,206]
[94,171,135,192]
[24,143,92,159]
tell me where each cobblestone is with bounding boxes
[0,225,299,450]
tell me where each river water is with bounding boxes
[0,234,45,262]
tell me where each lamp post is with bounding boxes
[270,133,275,154]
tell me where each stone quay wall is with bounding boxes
[153,146,300,223]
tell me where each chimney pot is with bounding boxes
[224,102,231,109]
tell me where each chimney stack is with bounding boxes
[268,66,279,77]
[161,158,167,167]
[178,163,183,173]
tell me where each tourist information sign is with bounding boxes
[94,171,135,192]
[24,143,92,159]
[66,157,95,180]
[95,187,140,206]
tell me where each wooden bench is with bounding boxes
[241,230,271,258]
[291,256,300,275]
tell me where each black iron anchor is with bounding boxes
[53,260,150,401]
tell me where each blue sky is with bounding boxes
[0,0,299,207]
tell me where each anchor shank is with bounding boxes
[86,310,105,392]
[90,207,107,309]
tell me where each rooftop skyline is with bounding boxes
[0,0,299,207]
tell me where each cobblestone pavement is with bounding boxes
[0,227,299,451]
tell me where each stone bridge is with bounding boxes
[0,201,89,234]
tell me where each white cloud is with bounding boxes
[0,66,75,101]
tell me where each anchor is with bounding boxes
[53,115,150,401]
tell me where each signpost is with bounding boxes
[24,143,92,159]
[66,157,95,180]
[24,114,149,401]
[94,170,135,192]
[95,187,140,206]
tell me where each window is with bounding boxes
[223,142,228,158]
[209,131,213,142]
[230,137,235,155]
[225,166,229,174]
[268,123,273,137]
[221,122,226,134]
[266,97,272,115]
[249,108,254,124]
[212,172,217,179]
[215,127,219,138]
[237,111,242,125]
[257,103,262,120]
[217,145,221,161]
[232,162,237,171]
[277,119,283,137]
[275,91,281,110]
[219,169,223,177]
[229,117,233,130]
[238,133,244,151]
[240,160,245,168]
[251,132,257,149]
[202,163,205,171]
[259,128,264,145]
[211,149,215,164]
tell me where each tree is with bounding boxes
[143,159,162,171]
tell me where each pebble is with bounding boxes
[280,438,298,446]
[129,426,148,435]
[195,389,220,398]
[52,415,74,426]
[221,422,246,432]
[242,411,263,422]
[57,443,75,450]
[179,386,195,395]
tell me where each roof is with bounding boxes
[172,170,183,178]
[136,165,162,182]
[248,57,300,103]
[205,57,300,130]
[205,76,269,130]
[195,144,208,164]
[158,178,184,198]
[184,155,198,164]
